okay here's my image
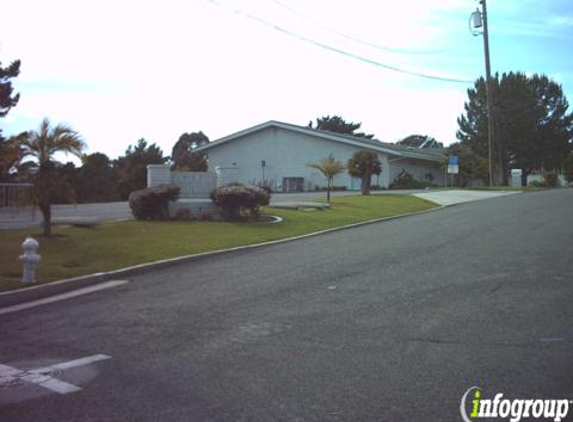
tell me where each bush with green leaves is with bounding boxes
[531,172,560,188]
[210,185,270,221]
[389,171,437,189]
[129,184,180,220]
[564,153,573,184]
[543,172,559,187]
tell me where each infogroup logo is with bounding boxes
[460,386,571,422]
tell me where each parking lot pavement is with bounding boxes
[0,202,132,231]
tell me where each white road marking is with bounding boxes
[20,372,81,394]
[30,354,111,373]
[0,280,129,315]
[0,354,111,394]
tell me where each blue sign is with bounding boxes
[448,155,459,165]
[261,160,266,167]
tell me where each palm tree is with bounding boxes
[347,149,382,195]
[307,154,346,202]
[15,118,85,236]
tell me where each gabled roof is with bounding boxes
[195,120,444,163]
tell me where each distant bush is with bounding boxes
[530,172,560,188]
[314,185,347,191]
[389,171,437,189]
[129,184,180,220]
[543,172,559,187]
[210,185,270,221]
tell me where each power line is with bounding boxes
[204,0,473,84]
[268,0,472,55]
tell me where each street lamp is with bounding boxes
[470,0,495,187]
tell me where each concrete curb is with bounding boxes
[0,204,447,308]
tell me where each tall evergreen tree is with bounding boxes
[171,131,209,171]
[77,153,120,203]
[115,139,167,199]
[397,134,443,148]
[308,115,374,139]
[457,72,573,184]
[0,59,21,142]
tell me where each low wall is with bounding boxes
[147,165,217,198]
[168,199,220,219]
[172,172,216,199]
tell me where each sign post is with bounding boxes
[447,155,459,187]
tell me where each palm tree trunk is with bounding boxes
[326,178,331,203]
[40,203,52,237]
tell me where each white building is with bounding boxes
[195,121,445,192]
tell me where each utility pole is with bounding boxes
[480,0,495,187]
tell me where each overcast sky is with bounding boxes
[1,0,572,160]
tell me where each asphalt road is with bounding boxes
[1,189,572,421]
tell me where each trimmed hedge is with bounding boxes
[210,185,270,221]
[129,184,180,220]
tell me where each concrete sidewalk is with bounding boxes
[413,189,521,205]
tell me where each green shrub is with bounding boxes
[314,185,347,191]
[389,171,437,189]
[543,172,559,187]
[210,185,270,221]
[129,184,180,220]
[530,172,560,188]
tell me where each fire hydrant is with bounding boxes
[19,237,41,283]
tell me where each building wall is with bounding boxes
[388,157,445,186]
[205,127,392,191]
[204,127,445,190]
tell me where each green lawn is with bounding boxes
[0,195,437,291]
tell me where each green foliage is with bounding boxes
[389,171,437,189]
[50,162,78,204]
[12,118,85,236]
[171,131,209,171]
[457,72,573,184]
[129,184,180,221]
[397,134,443,148]
[447,142,488,187]
[315,185,347,191]
[210,185,270,221]
[543,172,559,187]
[307,154,346,202]
[77,153,120,203]
[347,149,382,195]
[0,59,21,142]
[115,138,167,200]
[563,152,573,183]
[0,137,21,180]
[308,115,374,138]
